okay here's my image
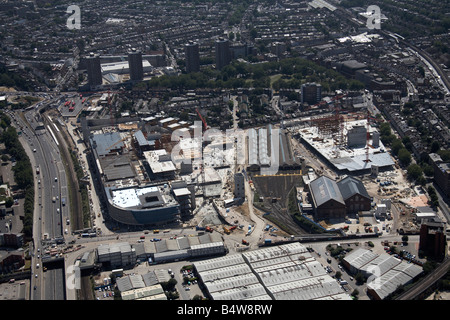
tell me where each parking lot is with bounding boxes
[94,284,115,300]
[136,260,205,300]
[94,258,206,300]
[0,280,28,300]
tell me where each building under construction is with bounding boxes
[297,116,394,173]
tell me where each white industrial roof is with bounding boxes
[194,254,246,273]
[269,275,344,300]
[343,248,378,269]
[173,188,191,197]
[198,264,253,283]
[367,262,422,299]
[97,242,133,256]
[360,254,402,276]
[211,283,269,300]
[111,186,159,208]
[121,284,165,301]
[143,150,176,173]
[204,273,260,294]
[248,128,258,165]
[196,242,350,300]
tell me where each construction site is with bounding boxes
[57,87,443,251]
[295,111,395,174]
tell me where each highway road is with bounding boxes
[11,100,67,300]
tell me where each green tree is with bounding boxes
[398,148,411,167]
[391,138,403,156]
[402,235,409,244]
[407,164,423,181]
[355,272,365,285]
[431,141,440,153]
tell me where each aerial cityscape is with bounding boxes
[0,0,449,307]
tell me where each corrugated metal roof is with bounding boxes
[248,129,258,165]
[194,253,245,273]
[367,262,422,299]
[360,254,401,276]
[166,239,180,251]
[205,273,260,294]
[337,176,370,200]
[116,276,133,292]
[343,248,378,269]
[309,176,345,207]
[134,130,149,147]
[198,264,252,283]
[177,237,190,250]
[142,272,158,287]
[129,274,145,288]
[211,283,268,300]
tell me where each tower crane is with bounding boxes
[195,108,209,132]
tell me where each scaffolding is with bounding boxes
[311,112,344,142]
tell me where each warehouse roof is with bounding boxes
[121,284,165,301]
[211,283,269,300]
[194,254,246,273]
[198,264,253,283]
[100,155,135,181]
[343,248,378,270]
[116,273,145,292]
[309,176,345,207]
[360,254,401,277]
[337,176,370,200]
[142,272,158,287]
[204,273,260,294]
[367,262,422,299]
[196,242,350,300]
[269,275,349,300]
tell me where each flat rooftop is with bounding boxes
[109,184,176,209]
[298,119,395,172]
[143,150,176,174]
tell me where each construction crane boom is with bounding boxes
[195,108,208,131]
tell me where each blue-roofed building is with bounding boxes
[91,132,124,157]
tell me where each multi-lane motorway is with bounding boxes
[9,99,67,300]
